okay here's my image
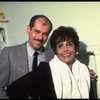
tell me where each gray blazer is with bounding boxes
[0,42,54,99]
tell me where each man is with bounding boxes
[0,15,53,98]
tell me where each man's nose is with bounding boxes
[38,33,43,40]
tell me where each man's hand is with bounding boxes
[89,69,98,81]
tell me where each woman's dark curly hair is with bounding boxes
[50,26,79,54]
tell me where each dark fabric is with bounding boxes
[89,77,98,99]
[6,62,57,99]
[32,51,39,71]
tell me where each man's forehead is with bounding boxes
[35,17,50,26]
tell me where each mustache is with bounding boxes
[34,39,43,43]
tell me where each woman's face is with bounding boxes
[56,40,76,66]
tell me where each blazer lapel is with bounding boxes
[18,42,29,75]
[8,42,29,85]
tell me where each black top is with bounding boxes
[6,62,57,99]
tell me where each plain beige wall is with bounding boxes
[0,2,100,98]
[0,2,100,46]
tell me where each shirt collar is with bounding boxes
[27,42,34,56]
[27,42,45,56]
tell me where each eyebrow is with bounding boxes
[34,28,40,32]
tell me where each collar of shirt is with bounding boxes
[27,42,45,56]
[27,42,35,57]
[27,42,47,72]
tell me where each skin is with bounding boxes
[56,40,76,71]
[56,39,97,78]
[26,17,50,51]
[89,69,97,79]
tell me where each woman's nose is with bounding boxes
[64,46,68,52]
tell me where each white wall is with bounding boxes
[1,2,100,46]
[0,1,100,98]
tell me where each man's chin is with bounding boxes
[34,45,42,50]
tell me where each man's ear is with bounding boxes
[26,25,30,34]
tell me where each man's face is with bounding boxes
[27,18,50,50]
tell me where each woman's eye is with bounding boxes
[57,44,63,48]
[67,41,74,46]
[68,43,73,46]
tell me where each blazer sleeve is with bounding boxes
[0,48,10,99]
[6,72,37,99]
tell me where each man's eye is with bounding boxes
[35,30,40,33]
[43,33,48,36]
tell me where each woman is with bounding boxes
[48,26,90,99]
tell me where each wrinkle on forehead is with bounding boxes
[34,18,51,31]
[36,17,50,26]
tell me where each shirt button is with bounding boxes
[28,96,31,99]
